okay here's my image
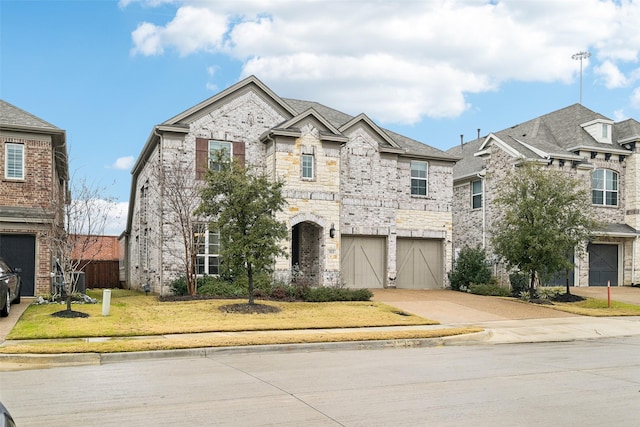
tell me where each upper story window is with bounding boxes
[5,143,24,180]
[194,223,220,275]
[301,153,314,179]
[208,141,232,171]
[592,169,618,206]
[602,123,609,139]
[471,179,483,209]
[410,160,428,196]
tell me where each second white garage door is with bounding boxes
[341,236,386,288]
[396,238,443,289]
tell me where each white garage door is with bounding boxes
[341,236,386,288]
[396,238,443,289]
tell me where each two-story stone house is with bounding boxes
[122,76,458,294]
[0,100,68,296]
[448,104,640,287]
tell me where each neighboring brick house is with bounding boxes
[122,76,458,294]
[448,104,640,287]
[0,100,69,296]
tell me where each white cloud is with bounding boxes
[613,109,628,122]
[103,202,128,236]
[111,156,135,170]
[595,60,628,88]
[127,0,640,123]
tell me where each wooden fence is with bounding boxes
[78,260,120,289]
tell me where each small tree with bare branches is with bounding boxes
[48,177,115,314]
[151,151,205,296]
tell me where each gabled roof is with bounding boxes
[0,99,61,130]
[0,99,68,181]
[282,98,457,161]
[165,75,297,125]
[264,108,349,143]
[449,104,637,181]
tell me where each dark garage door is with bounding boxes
[0,234,36,296]
[588,243,618,286]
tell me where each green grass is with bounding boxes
[7,289,437,340]
[0,289,491,355]
[551,298,640,316]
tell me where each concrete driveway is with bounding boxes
[371,289,577,324]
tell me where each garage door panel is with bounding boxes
[341,236,385,289]
[397,239,442,289]
[589,244,618,286]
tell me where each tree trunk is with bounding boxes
[247,263,254,305]
[66,294,72,312]
[529,270,536,295]
[565,270,571,295]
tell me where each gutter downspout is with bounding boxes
[153,127,164,295]
[477,173,486,249]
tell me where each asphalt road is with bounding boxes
[2,336,640,426]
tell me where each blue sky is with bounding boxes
[2,0,640,235]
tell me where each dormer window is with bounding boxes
[581,119,613,144]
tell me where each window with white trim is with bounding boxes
[194,223,221,275]
[410,160,428,196]
[5,143,24,179]
[471,179,483,209]
[592,169,618,206]
[301,153,314,179]
[208,141,232,171]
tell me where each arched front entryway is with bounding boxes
[291,221,322,286]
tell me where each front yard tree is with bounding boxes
[49,177,116,314]
[152,153,205,296]
[197,157,287,305]
[491,162,597,296]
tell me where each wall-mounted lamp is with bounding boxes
[329,223,336,238]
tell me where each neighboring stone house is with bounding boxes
[0,100,69,296]
[122,76,458,294]
[448,104,640,287]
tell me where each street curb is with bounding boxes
[0,331,492,369]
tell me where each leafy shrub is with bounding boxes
[469,283,511,297]
[509,272,529,297]
[269,286,289,301]
[537,286,564,300]
[198,276,246,298]
[169,276,191,296]
[448,246,493,291]
[305,287,372,302]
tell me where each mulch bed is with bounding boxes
[51,309,90,318]
[219,303,281,314]
[551,293,586,303]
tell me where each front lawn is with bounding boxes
[0,289,488,354]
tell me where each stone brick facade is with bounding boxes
[124,76,457,294]
[449,104,640,288]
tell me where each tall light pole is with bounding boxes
[572,51,591,104]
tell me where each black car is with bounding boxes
[0,257,21,317]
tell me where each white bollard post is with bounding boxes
[102,289,111,316]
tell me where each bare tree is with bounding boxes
[48,176,115,314]
[151,152,206,296]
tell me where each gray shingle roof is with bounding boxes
[0,99,61,130]
[448,104,638,180]
[283,98,457,161]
